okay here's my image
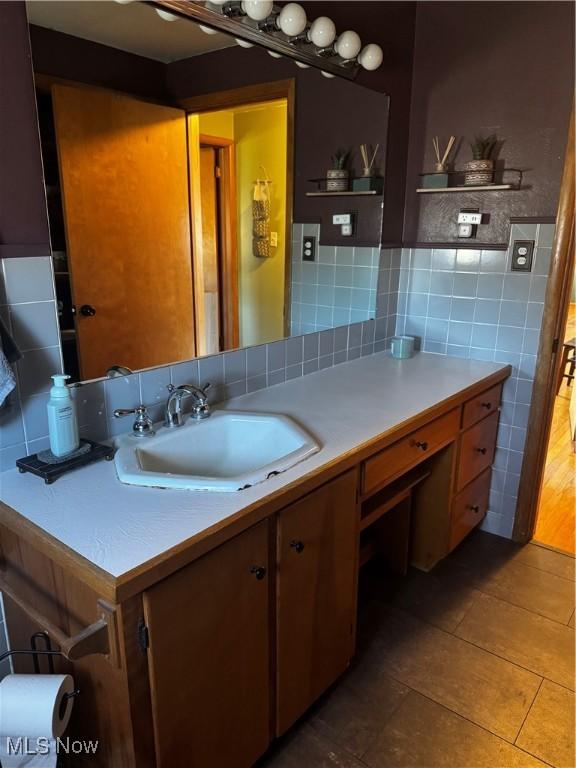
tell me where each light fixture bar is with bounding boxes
[147,0,361,79]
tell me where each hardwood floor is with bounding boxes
[534,303,576,555]
[261,532,575,768]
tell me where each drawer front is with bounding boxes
[457,410,499,491]
[362,409,459,496]
[450,468,491,550]
[462,383,502,430]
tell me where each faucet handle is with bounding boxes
[113,405,155,438]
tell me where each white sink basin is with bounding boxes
[114,411,320,491]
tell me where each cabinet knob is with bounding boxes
[467,504,481,513]
[475,447,487,455]
[290,540,305,554]
[481,402,492,409]
[250,565,267,581]
[415,440,429,451]
[79,304,96,317]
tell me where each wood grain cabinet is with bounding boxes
[143,520,271,768]
[275,470,358,735]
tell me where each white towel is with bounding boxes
[0,349,16,407]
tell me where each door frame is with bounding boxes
[199,134,239,351]
[513,105,575,543]
[180,79,295,338]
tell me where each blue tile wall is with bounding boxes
[290,223,380,335]
[396,222,554,537]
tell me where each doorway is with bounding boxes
[514,106,575,551]
[533,290,576,553]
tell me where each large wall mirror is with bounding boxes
[26,0,389,383]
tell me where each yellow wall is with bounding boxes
[198,110,234,141]
[197,100,288,348]
[233,100,287,347]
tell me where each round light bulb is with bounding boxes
[113,0,134,4]
[277,3,307,36]
[307,16,336,48]
[241,0,273,21]
[321,71,335,79]
[235,37,254,48]
[268,50,282,58]
[199,24,219,34]
[207,0,228,4]
[358,43,383,71]
[155,8,178,21]
[335,30,361,60]
[295,61,310,68]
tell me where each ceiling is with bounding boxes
[26,1,237,63]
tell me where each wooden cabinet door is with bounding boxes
[143,521,271,768]
[276,470,359,735]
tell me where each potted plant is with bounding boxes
[465,135,497,185]
[326,148,350,192]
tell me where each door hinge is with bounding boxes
[137,619,149,652]
[215,165,222,179]
[552,337,560,353]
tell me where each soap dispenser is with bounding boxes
[47,374,80,457]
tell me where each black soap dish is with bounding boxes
[16,439,115,484]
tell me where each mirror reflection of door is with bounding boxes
[52,83,196,380]
[198,138,240,356]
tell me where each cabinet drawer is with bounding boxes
[450,468,491,550]
[462,383,502,429]
[362,409,459,496]
[457,410,499,491]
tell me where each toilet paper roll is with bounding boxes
[0,673,75,740]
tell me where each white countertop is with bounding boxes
[0,353,508,579]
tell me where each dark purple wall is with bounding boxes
[0,3,50,256]
[167,47,390,246]
[403,1,575,247]
[29,25,167,102]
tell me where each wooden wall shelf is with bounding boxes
[416,184,516,194]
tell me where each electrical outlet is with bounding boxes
[270,232,278,247]
[511,240,534,271]
[302,236,315,262]
[341,223,353,236]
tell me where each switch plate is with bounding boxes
[332,213,352,225]
[458,211,483,225]
[511,240,534,271]
[302,235,316,262]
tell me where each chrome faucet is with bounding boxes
[164,383,211,428]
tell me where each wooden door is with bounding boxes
[276,470,359,735]
[143,521,271,768]
[52,84,195,379]
[199,146,222,354]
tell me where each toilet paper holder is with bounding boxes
[0,631,81,715]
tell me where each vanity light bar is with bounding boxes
[145,0,383,76]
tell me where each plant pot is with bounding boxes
[326,169,349,192]
[464,159,494,186]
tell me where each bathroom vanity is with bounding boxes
[0,353,509,767]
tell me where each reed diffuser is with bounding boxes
[433,135,456,172]
[352,143,383,193]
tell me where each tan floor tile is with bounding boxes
[515,543,575,581]
[455,593,575,690]
[472,559,574,624]
[516,680,575,768]
[308,657,410,757]
[359,605,541,742]
[260,723,365,767]
[364,691,547,768]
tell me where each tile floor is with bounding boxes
[261,531,575,768]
